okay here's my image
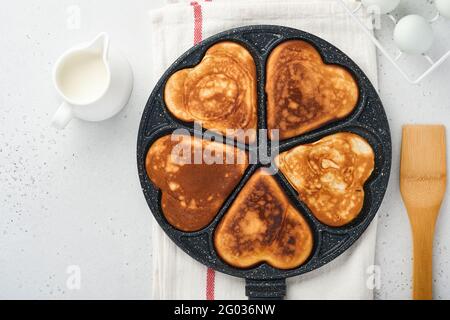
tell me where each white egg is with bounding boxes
[394,15,434,54]
[361,0,401,15]
[436,0,450,19]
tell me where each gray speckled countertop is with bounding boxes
[0,0,449,300]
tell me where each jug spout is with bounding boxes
[87,32,110,61]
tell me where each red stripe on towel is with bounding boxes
[190,0,216,301]
[206,267,216,300]
[190,2,203,45]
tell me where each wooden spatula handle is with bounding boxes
[408,207,438,300]
[401,125,446,301]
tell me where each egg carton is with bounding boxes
[339,0,450,84]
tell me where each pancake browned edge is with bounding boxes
[266,40,359,141]
[146,134,248,232]
[276,133,375,227]
[214,169,313,270]
[165,42,258,144]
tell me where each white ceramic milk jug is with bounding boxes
[52,33,133,129]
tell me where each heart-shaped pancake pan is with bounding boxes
[138,26,391,299]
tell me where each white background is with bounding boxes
[0,0,449,299]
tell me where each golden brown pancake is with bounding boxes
[165,42,257,143]
[146,134,248,232]
[266,40,359,140]
[214,169,313,269]
[276,133,374,227]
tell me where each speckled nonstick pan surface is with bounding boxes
[137,25,392,299]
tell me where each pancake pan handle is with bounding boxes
[245,278,286,300]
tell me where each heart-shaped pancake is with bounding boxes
[276,133,374,227]
[165,42,258,143]
[214,169,313,269]
[266,40,359,140]
[146,134,248,232]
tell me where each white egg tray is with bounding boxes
[339,0,450,84]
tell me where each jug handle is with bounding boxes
[52,102,73,129]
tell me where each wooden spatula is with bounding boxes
[400,125,447,300]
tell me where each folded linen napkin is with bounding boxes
[149,0,379,300]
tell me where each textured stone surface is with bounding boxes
[1,0,450,300]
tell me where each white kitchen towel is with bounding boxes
[149,0,379,300]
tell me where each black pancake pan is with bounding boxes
[137,25,391,300]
